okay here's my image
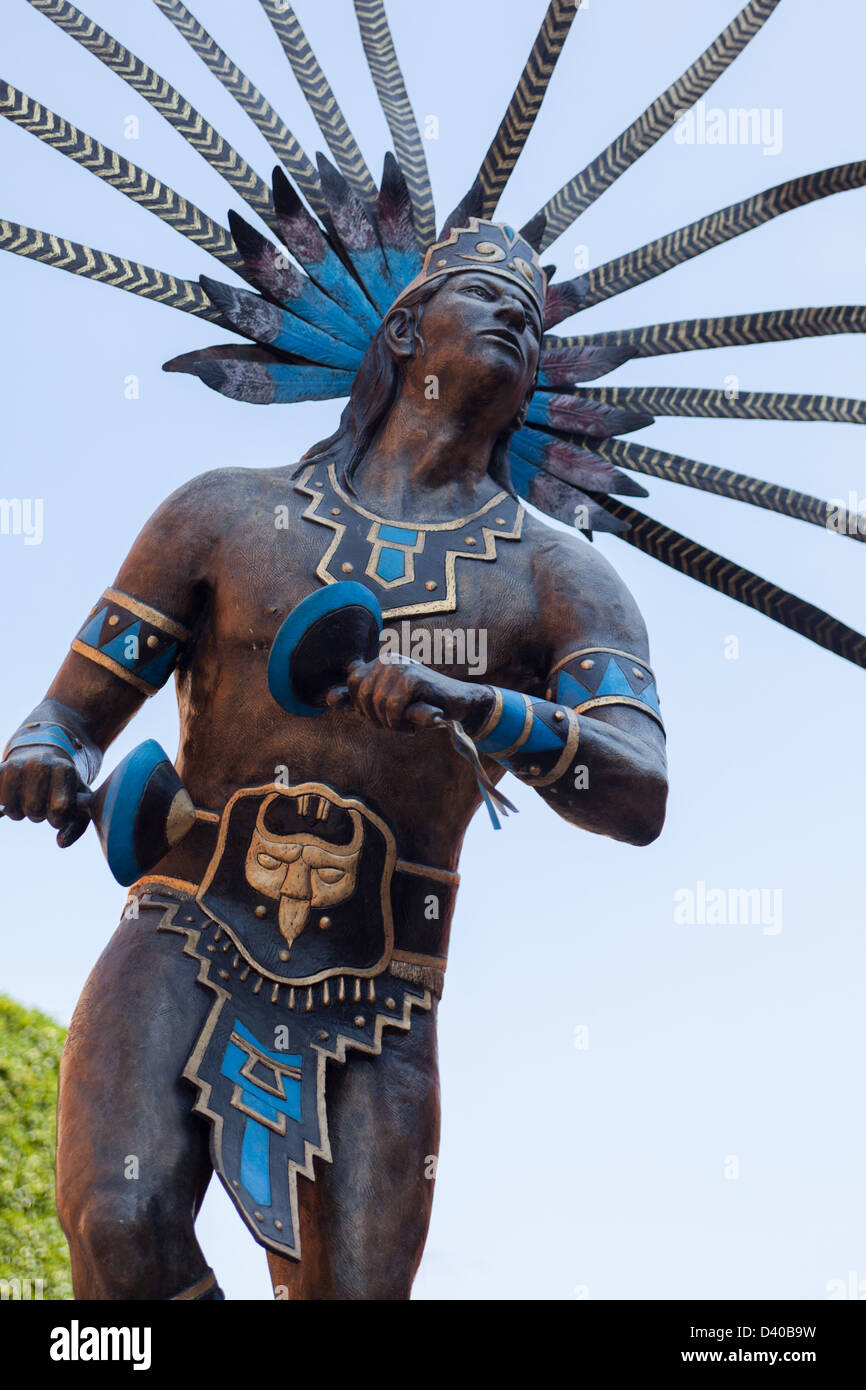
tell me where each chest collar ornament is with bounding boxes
[295,460,524,619]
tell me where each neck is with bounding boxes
[350,391,507,518]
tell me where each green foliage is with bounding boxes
[0,994,73,1300]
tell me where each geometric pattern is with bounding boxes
[551,649,663,726]
[72,589,190,696]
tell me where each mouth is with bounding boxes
[479,327,523,357]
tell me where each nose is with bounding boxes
[281,857,312,900]
[494,295,528,332]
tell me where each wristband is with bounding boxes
[4,723,79,760]
[474,687,581,790]
[2,718,96,782]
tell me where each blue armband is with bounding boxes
[474,688,581,788]
[546,647,665,732]
[72,588,191,695]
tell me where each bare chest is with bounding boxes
[205,474,546,690]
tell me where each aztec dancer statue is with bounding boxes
[0,0,863,1298]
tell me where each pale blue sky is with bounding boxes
[1,0,865,1300]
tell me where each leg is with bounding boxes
[56,900,217,1299]
[267,1000,440,1300]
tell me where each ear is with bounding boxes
[512,388,534,433]
[383,306,420,361]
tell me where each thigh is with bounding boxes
[267,999,441,1300]
[57,897,215,1297]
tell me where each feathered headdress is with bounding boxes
[3,0,865,666]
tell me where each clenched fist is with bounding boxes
[0,746,91,846]
[329,655,494,734]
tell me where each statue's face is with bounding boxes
[409,270,541,413]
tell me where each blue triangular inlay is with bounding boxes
[596,660,636,700]
[137,642,179,689]
[77,607,108,648]
[640,681,661,713]
[556,670,592,705]
[100,620,143,669]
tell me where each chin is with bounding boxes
[470,341,527,387]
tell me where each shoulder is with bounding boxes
[521,510,651,659]
[144,464,296,544]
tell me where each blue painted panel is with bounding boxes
[375,547,406,582]
[240,1117,272,1205]
[378,524,418,545]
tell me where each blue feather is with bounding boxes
[201,277,363,372]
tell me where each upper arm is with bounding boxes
[533,529,666,759]
[45,468,234,748]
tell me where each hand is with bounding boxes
[328,656,494,733]
[0,747,91,847]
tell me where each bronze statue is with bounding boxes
[2,0,864,1300]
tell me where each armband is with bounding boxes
[71,588,190,695]
[474,688,581,789]
[546,647,665,732]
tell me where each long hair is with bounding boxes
[297,276,529,496]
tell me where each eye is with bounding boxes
[316,867,345,885]
[257,852,281,870]
[463,283,494,300]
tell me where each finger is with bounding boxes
[353,665,387,726]
[21,759,51,823]
[405,701,446,730]
[0,760,25,820]
[325,685,351,709]
[57,811,90,849]
[371,662,407,728]
[345,658,373,700]
[384,672,414,730]
[47,761,77,830]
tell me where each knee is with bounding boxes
[60,1183,156,1264]
[59,1182,180,1297]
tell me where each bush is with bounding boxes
[0,994,73,1300]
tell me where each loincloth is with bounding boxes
[130,779,457,1261]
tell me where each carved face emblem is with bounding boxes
[244,800,364,946]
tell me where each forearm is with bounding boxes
[466,655,667,845]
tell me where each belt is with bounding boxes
[130,782,459,996]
